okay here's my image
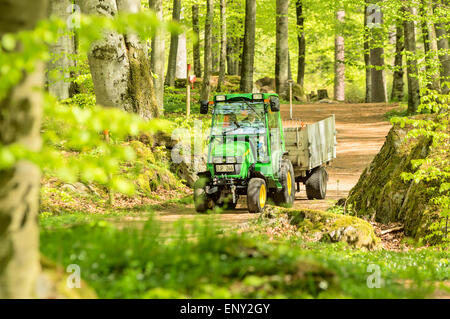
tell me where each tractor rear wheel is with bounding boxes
[305,166,328,200]
[247,178,267,213]
[194,178,215,213]
[274,159,295,207]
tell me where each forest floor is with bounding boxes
[153,102,398,228]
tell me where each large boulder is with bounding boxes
[263,207,379,249]
[346,118,444,242]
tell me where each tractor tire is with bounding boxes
[274,159,296,207]
[247,178,267,213]
[305,166,328,200]
[194,178,215,213]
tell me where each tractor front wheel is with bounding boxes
[247,178,267,213]
[194,178,215,213]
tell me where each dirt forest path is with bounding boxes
[154,102,399,227]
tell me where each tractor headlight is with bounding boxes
[252,93,263,100]
[215,95,226,102]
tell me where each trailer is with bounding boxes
[194,93,337,213]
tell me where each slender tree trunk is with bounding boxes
[217,0,227,91]
[79,0,159,118]
[201,0,214,100]
[227,37,236,75]
[0,0,47,298]
[176,8,187,79]
[368,2,387,102]
[240,0,256,92]
[296,0,305,86]
[165,0,181,86]
[391,22,405,101]
[334,8,345,102]
[47,0,75,100]
[275,0,289,98]
[403,6,421,113]
[421,0,441,92]
[212,34,219,74]
[364,2,371,102]
[433,0,450,94]
[192,4,202,78]
[150,0,165,113]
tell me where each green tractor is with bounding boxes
[194,93,336,213]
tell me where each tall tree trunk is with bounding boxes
[433,0,450,94]
[165,0,181,86]
[47,0,75,100]
[192,4,202,78]
[79,0,159,118]
[368,2,387,102]
[227,37,236,75]
[150,0,165,113]
[296,0,305,86]
[421,0,441,92]
[175,8,187,79]
[212,34,219,74]
[364,3,371,102]
[403,6,421,113]
[217,0,227,91]
[391,22,405,101]
[334,8,345,102]
[201,0,214,100]
[0,0,47,298]
[275,0,289,98]
[240,0,256,92]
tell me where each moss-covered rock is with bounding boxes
[346,121,443,241]
[264,206,379,249]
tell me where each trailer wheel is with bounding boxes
[194,178,215,213]
[305,166,328,200]
[247,178,267,213]
[274,159,295,207]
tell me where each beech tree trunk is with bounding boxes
[275,0,289,98]
[391,22,405,101]
[334,9,345,102]
[240,0,256,92]
[175,8,187,79]
[403,6,421,113]
[364,2,371,102]
[368,2,387,103]
[201,0,214,100]
[192,4,202,78]
[47,0,76,100]
[296,0,305,86]
[420,0,441,92]
[433,0,450,94]
[217,0,227,92]
[165,0,181,86]
[79,0,158,118]
[0,0,47,298]
[150,0,165,113]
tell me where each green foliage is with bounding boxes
[39,213,449,298]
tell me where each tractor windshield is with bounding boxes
[211,101,266,136]
[208,101,269,163]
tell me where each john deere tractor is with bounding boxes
[194,93,296,213]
